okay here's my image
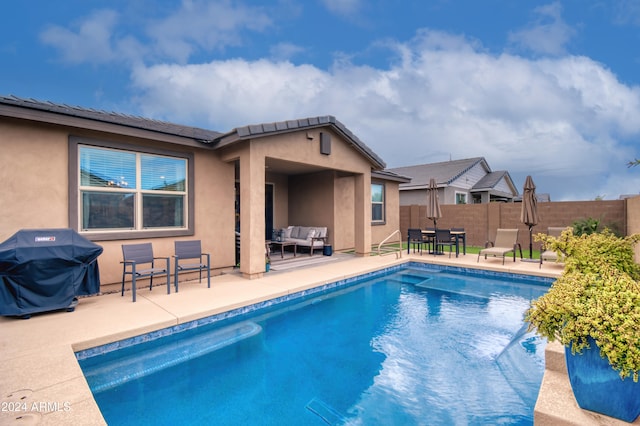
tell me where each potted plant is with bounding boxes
[525,228,640,422]
[265,255,271,272]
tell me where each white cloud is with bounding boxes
[131,59,330,127]
[320,0,362,16]
[613,0,640,26]
[40,1,273,66]
[508,1,576,56]
[146,0,273,63]
[40,9,120,64]
[269,42,306,61]
[129,28,640,200]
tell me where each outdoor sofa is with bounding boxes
[279,226,328,255]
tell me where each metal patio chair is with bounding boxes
[173,240,211,292]
[121,243,170,302]
[434,229,456,258]
[407,228,428,254]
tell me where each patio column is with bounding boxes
[353,172,371,256]
[239,147,266,279]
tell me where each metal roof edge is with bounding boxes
[373,169,411,183]
[0,95,222,143]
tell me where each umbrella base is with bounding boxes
[520,258,539,263]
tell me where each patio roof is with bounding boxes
[213,115,387,170]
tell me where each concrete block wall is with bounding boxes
[400,199,629,250]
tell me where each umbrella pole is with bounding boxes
[521,225,538,262]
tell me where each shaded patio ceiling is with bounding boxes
[265,157,353,177]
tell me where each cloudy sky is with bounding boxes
[2,0,640,201]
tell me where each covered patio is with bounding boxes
[217,116,389,279]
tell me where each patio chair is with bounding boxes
[450,227,466,255]
[540,227,568,268]
[173,240,211,292]
[407,228,427,254]
[434,229,456,257]
[121,243,170,302]
[477,229,522,264]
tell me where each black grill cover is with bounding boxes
[0,229,103,316]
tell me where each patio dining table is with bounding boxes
[421,229,466,256]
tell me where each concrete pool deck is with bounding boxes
[0,252,635,425]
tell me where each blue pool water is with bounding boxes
[77,263,552,425]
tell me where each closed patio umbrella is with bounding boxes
[426,178,442,229]
[520,175,539,261]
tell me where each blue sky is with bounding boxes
[2,0,640,201]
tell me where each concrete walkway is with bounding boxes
[0,252,621,425]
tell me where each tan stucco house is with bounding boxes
[0,95,408,287]
[388,157,519,205]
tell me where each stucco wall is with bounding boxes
[267,172,290,230]
[288,171,335,240]
[627,195,640,263]
[0,120,70,235]
[1,118,236,289]
[371,180,402,247]
[334,175,355,250]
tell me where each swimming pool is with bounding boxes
[77,263,552,425]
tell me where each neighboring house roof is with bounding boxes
[471,170,518,197]
[214,115,386,169]
[388,157,488,189]
[0,95,386,170]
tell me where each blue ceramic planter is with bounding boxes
[565,338,640,422]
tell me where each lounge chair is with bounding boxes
[173,240,211,291]
[540,227,568,268]
[121,243,170,302]
[477,229,522,264]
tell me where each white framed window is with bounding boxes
[372,183,385,223]
[70,137,194,240]
[455,192,467,205]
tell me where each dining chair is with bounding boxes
[407,228,427,254]
[434,229,456,257]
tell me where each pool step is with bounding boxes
[414,274,544,300]
[305,398,346,425]
[392,269,442,285]
[83,321,262,393]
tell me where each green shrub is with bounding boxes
[526,229,640,381]
[572,217,600,236]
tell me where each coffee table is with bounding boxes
[270,240,297,258]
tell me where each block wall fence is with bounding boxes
[400,198,640,254]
